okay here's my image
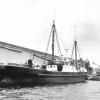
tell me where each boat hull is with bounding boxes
[88,75,100,81]
[0,66,5,81]
[0,65,87,86]
[31,74,86,84]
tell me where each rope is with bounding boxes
[71,41,81,60]
[77,43,81,58]
[45,29,52,53]
[71,44,74,60]
[55,29,62,56]
[56,30,66,51]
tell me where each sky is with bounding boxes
[0,0,100,67]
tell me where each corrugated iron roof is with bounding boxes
[0,41,58,61]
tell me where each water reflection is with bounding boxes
[0,81,100,100]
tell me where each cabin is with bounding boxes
[0,41,51,67]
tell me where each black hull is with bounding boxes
[0,66,5,81]
[0,65,87,86]
[88,75,100,81]
[31,74,86,84]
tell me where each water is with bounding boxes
[0,81,100,100]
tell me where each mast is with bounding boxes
[52,20,55,64]
[74,26,77,69]
[46,18,62,64]
[71,26,78,69]
[74,40,77,69]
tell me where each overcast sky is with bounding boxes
[0,0,100,66]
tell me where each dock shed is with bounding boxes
[0,41,50,67]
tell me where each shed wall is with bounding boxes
[0,47,33,66]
